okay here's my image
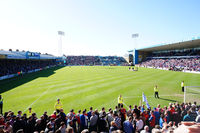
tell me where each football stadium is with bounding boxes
[1,1,200,133]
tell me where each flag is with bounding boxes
[142,92,150,109]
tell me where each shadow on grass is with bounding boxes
[0,66,64,93]
[158,97,177,102]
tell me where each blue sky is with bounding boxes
[0,0,200,56]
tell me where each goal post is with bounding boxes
[184,86,200,103]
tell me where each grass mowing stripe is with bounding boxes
[2,66,200,115]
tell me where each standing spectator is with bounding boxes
[113,112,121,129]
[47,118,55,132]
[87,107,93,122]
[133,105,140,117]
[59,122,66,133]
[159,114,164,128]
[149,111,155,130]
[75,110,81,132]
[127,105,132,117]
[13,117,22,133]
[123,116,134,133]
[89,111,98,132]
[17,111,23,119]
[120,104,126,122]
[98,112,108,132]
[153,107,160,125]
[107,109,114,128]
[51,111,57,119]
[59,109,66,124]
[80,110,87,132]
[34,119,43,132]
[136,117,144,132]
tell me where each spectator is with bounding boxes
[149,111,156,130]
[123,116,134,133]
[135,117,144,132]
[80,110,87,132]
[183,111,193,121]
[140,125,150,133]
[109,121,118,133]
[89,111,98,132]
[98,112,108,132]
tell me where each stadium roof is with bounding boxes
[0,50,58,59]
[138,39,200,52]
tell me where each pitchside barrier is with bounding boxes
[184,86,200,103]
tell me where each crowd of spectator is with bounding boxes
[66,56,101,66]
[150,49,200,57]
[0,59,58,77]
[140,58,200,72]
[65,56,127,66]
[0,102,200,133]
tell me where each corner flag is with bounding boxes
[142,92,150,109]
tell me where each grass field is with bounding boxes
[1,66,200,116]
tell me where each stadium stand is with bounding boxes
[0,102,199,133]
[0,50,61,80]
[66,56,127,66]
[137,39,200,72]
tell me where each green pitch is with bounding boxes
[1,66,200,115]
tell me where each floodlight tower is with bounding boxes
[132,33,139,64]
[58,31,65,57]
[132,33,139,50]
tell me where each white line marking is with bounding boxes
[23,85,55,112]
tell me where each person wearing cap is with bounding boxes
[154,85,159,98]
[118,95,123,107]
[54,99,63,113]
[0,95,3,115]
[181,81,184,92]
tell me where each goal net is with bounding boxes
[184,86,200,103]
